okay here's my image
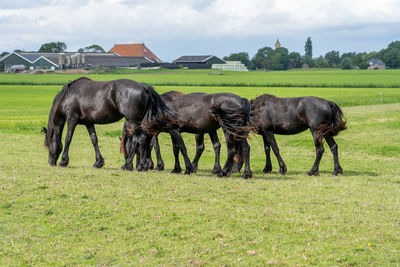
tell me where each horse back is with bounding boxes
[162,92,220,133]
[251,94,333,135]
[61,78,148,124]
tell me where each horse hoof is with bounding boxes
[171,168,182,174]
[211,168,222,174]
[242,171,252,179]
[155,164,164,171]
[191,166,198,173]
[93,160,104,168]
[307,170,319,176]
[333,168,343,176]
[184,169,191,175]
[58,161,68,168]
[263,167,272,173]
[121,164,133,171]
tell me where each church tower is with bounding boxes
[275,39,281,49]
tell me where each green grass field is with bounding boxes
[1,69,399,265]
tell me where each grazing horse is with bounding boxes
[249,94,346,176]
[41,77,173,170]
[121,91,254,178]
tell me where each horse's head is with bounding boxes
[41,126,63,166]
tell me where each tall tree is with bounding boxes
[223,52,250,67]
[305,37,312,58]
[38,42,67,53]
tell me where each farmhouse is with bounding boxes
[109,43,162,63]
[173,55,225,69]
[0,51,155,72]
[368,58,386,69]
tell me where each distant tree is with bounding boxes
[288,52,303,68]
[38,42,67,53]
[305,37,312,58]
[341,52,356,61]
[14,49,23,53]
[269,47,289,70]
[314,56,329,68]
[223,52,250,67]
[250,47,273,70]
[79,44,106,53]
[340,57,353,69]
[378,41,400,68]
[324,51,340,67]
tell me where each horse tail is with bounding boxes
[213,97,254,140]
[316,100,347,143]
[141,85,175,134]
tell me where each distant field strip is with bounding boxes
[1,69,400,88]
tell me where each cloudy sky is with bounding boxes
[1,0,399,61]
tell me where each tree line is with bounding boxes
[224,38,400,70]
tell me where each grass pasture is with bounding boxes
[0,70,400,265]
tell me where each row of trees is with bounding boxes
[224,38,400,70]
[37,42,105,53]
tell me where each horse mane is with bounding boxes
[44,77,92,148]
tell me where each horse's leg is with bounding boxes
[122,137,138,171]
[209,131,222,174]
[137,133,152,172]
[265,131,287,174]
[170,130,192,174]
[191,134,205,173]
[307,130,325,176]
[146,137,154,170]
[262,134,272,173]
[121,122,139,171]
[240,139,253,179]
[85,124,105,168]
[325,136,343,176]
[170,134,182,173]
[58,119,77,167]
[218,132,237,177]
[121,132,133,170]
[152,135,164,171]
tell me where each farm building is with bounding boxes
[0,51,155,72]
[368,59,386,69]
[212,61,248,72]
[109,43,162,63]
[0,52,59,72]
[173,55,225,69]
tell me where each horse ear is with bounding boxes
[41,127,47,135]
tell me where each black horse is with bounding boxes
[121,91,254,178]
[249,94,347,176]
[41,77,173,170]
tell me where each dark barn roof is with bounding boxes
[173,55,221,63]
[85,55,153,68]
[172,55,225,69]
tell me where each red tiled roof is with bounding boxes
[109,43,162,62]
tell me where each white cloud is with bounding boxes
[0,0,399,58]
